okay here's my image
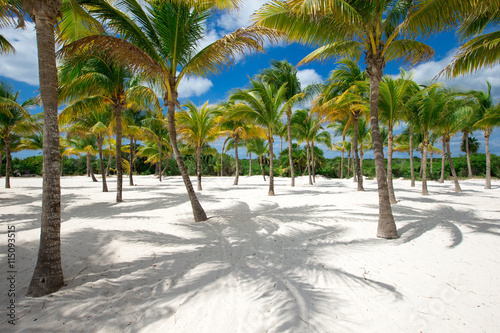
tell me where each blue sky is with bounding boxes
[1,1,499,160]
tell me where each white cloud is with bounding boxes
[404,49,500,101]
[217,0,268,31]
[0,22,39,86]
[297,69,323,89]
[177,75,213,98]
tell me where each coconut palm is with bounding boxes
[230,79,290,195]
[257,59,304,187]
[328,118,350,179]
[136,140,172,177]
[63,0,282,222]
[177,101,222,191]
[247,137,269,181]
[139,113,170,182]
[254,0,441,238]
[123,108,147,186]
[0,81,39,188]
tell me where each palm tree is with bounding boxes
[230,79,290,195]
[63,0,282,222]
[257,60,304,187]
[22,0,64,297]
[328,118,350,179]
[139,113,170,182]
[123,108,146,186]
[0,81,39,188]
[247,137,269,181]
[255,0,439,238]
[177,101,221,191]
[460,135,480,174]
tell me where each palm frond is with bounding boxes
[298,40,363,65]
[383,39,434,66]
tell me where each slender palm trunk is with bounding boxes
[129,136,134,186]
[220,137,230,177]
[106,153,111,176]
[166,89,207,222]
[249,152,252,176]
[430,149,434,178]
[366,53,397,239]
[158,141,162,182]
[91,167,98,182]
[196,145,202,190]
[86,153,91,177]
[286,110,295,187]
[440,138,446,183]
[114,103,123,202]
[485,129,491,189]
[387,128,396,203]
[465,133,473,178]
[446,138,462,193]
[161,158,168,177]
[352,117,364,191]
[340,143,344,179]
[260,155,266,181]
[312,141,316,183]
[306,142,312,185]
[5,138,11,188]
[351,140,356,182]
[233,135,239,185]
[360,149,364,179]
[409,127,415,187]
[421,133,430,195]
[28,6,64,296]
[347,150,351,177]
[268,135,275,195]
[98,138,108,192]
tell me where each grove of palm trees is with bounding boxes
[1,0,499,331]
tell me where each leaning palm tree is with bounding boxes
[254,0,439,238]
[0,81,39,188]
[177,101,222,191]
[62,0,282,222]
[257,59,304,187]
[230,79,290,195]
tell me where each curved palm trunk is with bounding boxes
[366,54,398,239]
[387,128,396,203]
[439,138,446,183]
[260,155,266,181]
[129,136,134,186]
[268,135,275,195]
[196,145,203,190]
[485,129,491,189]
[464,133,473,178]
[158,141,162,182]
[220,136,230,177]
[27,4,64,296]
[306,142,312,185]
[446,137,462,193]
[114,103,123,202]
[97,138,108,192]
[5,137,11,188]
[249,152,252,176]
[409,127,415,187]
[233,135,239,185]
[286,110,295,186]
[166,90,207,222]
[421,133,430,195]
[352,117,364,191]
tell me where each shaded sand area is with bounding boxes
[1,175,499,332]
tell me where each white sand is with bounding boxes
[1,175,499,332]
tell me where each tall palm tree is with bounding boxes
[177,101,221,191]
[247,137,269,181]
[230,79,290,195]
[63,0,282,222]
[255,0,438,238]
[22,0,64,297]
[257,59,304,187]
[0,81,39,188]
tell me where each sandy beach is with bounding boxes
[0,175,499,332]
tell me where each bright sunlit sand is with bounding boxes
[1,175,499,332]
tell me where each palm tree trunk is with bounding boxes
[440,138,446,183]
[220,136,230,177]
[446,138,462,193]
[158,141,162,182]
[129,136,134,186]
[91,167,98,182]
[485,129,491,189]
[409,127,415,187]
[233,135,239,185]
[86,153,91,177]
[347,150,351,177]
[366,55,397,239]
[114,103,123,202]
[340,142,344,179]
[5,137,11,188]
[161,158,169,177]
[106,153,111,176]
[196,145,203,190]
[421,133,430,195]
[287,110,295,187]
[259,155,266,181]
[312,141,316,183]
[306,142,312,185]
[98,138,108,192]
[166,90,207,222]
[268,135,275,195]
[351,140,357,182]
[430,148,434,178]
[249,152,252,176]
[465,133,473,178]
[387,128,397,204]
[27,2,64,296]
[352,117,364,191]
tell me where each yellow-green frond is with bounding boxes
[298,40,363,66]
[383,39,434,67]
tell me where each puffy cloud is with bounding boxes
[0,22,39,86]
[216,1,268,31]
[177,75,213,98]
[297,69,323,88]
